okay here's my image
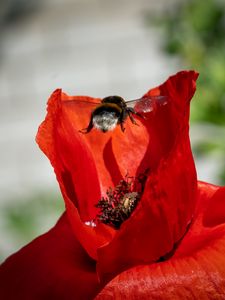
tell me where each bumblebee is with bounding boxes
[79,94,168,133]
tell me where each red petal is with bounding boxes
[0,214,101,300]
[97,71,199,281]
[108,119,150,181]
[36,90,102,259]
[203,186,225,227]
[36,88,154,256]
[36,90,148,254]
[36,90,101,221]
[36,71,199,268]
[59,92,149,192]
[95,182,225,299]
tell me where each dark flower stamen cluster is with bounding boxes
[96,170,149,229]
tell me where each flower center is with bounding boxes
[95,170,149,229]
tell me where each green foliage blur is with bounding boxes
[148,0,225,183]
[0,192,64,263]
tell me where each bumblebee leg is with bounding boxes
[79,116,94,134]
[127,109,139,126]
[120,121,126,132]
[119,109,127,132]
[127,107,145,120]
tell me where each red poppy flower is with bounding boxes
[1,71,225,300]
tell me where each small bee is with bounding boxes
[78,95,168,133]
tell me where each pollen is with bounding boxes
[95,170,149,229]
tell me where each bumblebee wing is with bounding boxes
[126,95,168,113]
[63,98,101,112]
[63,97,100,106]
[62,98,101,131]
[62,98,100,126]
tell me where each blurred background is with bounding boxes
[0,0,224,262]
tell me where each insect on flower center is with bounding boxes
[95,169,149,229]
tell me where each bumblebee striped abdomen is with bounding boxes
[92,103,122,132]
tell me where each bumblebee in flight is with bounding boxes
[79,95,168,133]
